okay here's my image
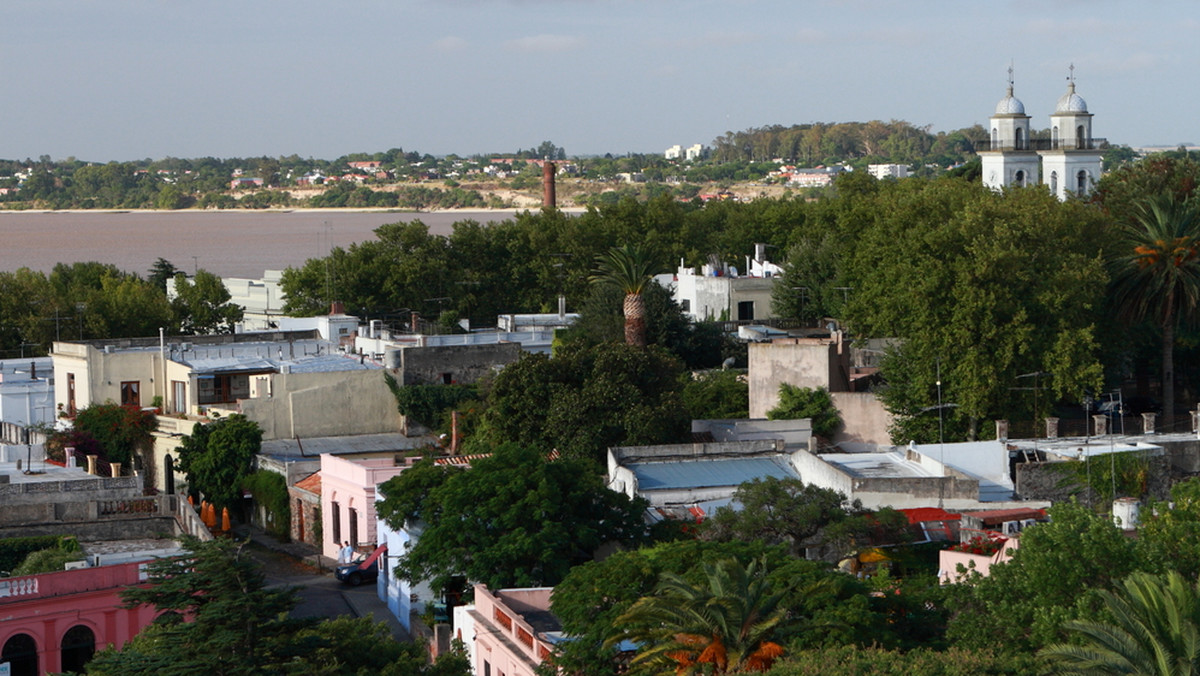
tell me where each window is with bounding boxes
[441,373,453,385]
[1050,171,1058,195]
[67,372,76,415]
[1077,170,1088,196]
[172,380,187,414]
[348,507,358,549]
[331,501,341,544]
[483,662,491,676]
[1014,170,1025,187]
[737,301,755,321]
[1015,127,1024,150]
[120,381,141,407]
[680,299,691,312]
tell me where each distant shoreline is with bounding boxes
[0,206,587,216]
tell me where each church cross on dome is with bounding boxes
[1068,63,1075,84]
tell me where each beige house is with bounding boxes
[50,327,403,493]
[748,332,893,450]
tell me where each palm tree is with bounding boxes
[590,244,657,347]
[607,558,787,674]
[1041,570,1200,675]
[1111,195,1200,424]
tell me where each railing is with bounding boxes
[974,138,1108,152]
[98,497,160,516]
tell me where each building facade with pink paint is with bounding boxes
[0,560,161,675]
[453,584,560,676]
[319,452,421,561]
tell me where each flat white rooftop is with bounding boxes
[821,451,935,479]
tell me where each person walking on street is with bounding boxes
[339,541,353,564]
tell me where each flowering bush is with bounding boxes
[949,535,1006,556]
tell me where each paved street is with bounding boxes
[242,533,412,642]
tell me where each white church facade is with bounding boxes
[979,69,1104,200]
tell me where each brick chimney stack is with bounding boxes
[542,161,556,208]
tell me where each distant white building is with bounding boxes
[673,244,783,322]
[685,144,705,161]
[664,145,683,160]
[868,164,909,180]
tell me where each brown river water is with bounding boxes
[0,209,529,279]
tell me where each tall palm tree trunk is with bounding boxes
[624,293,646,347]
[1163,319,1175,425]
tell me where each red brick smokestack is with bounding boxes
[542,161,556,208]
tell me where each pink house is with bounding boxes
[453,584,559,676]
[319,452,422,561]
[0,561,160,674]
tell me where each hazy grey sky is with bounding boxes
[1,0,1193,162]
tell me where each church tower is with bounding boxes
[1039,66,1103,200]
[980,68,1040,191]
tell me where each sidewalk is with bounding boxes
[233,524,412,642]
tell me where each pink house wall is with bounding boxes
[938,538,1020,584]
[319,454,419,560]
[467,585,556,676]
[0,561,160,674]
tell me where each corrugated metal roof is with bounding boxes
[632,456,799,491]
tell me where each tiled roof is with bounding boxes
[294,471,321,494]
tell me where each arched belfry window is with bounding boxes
[1014,170,1026,187]
[1076,125,1086,148]
[1050,171,1058,194]
[1015,128,1024,150]
[1077,170,1088,196]
[991,128,998,147]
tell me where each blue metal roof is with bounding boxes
[632,456,798,491]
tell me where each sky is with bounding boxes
[1,0,1195,162]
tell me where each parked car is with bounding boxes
[335,558,378,586]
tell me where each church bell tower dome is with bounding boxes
[995,84,1026,115]
[1055,81,1088,113]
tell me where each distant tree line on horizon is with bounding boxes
[0,121,1144,211]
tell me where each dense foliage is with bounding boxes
[67,402,158,468]
[176,414,263,512]
[378,443,650,590]
[468,342,690,461]
[766,385,842,439]
[241,470,291,539]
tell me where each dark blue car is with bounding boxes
[335,558,378,586]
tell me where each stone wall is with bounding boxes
[1015,454,1171,503]
[0,475,141,506]
[0,516,179,541]
[399,343,522,386]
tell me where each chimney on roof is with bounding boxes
[542,161,556,208]
[330,301,345,315]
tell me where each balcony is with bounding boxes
[974,138,1108,152]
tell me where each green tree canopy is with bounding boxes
[609,558,788,674]
[1040,571,1200,676]
[470,342,690,461]
[176,414,262,511]
[946,500,1143,653]
[766,384,842,439]
[843,178,1112,441]
[69,402,158,468]
[172,269,243,335]
[381,442,649,590]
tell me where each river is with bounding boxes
[0,209,535,279]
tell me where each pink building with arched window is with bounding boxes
[0,560,160,675]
